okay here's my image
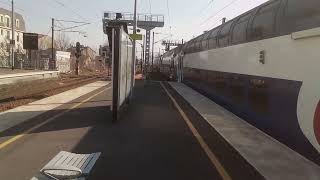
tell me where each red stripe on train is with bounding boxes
[315,101,320,144]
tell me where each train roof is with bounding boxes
[183,0,320,54]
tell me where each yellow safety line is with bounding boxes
[0,87,110,150]
[160,82,232,180]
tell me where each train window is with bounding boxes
[184,42,191,53]
[190,41,196,52]
[187,41,194,53]
[231,12,252,44]
[200,31,211,51]
[183,42,189,53]
[208,28,220,49]
[208,38,217,49]
[195,42,201,51]
[249,1,280,40]
[201,40,207,50]
[218,20,234,47]
[209,27,220,39]
[285,0,320,33]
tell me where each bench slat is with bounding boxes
[72,154,85,168]
[62,152,80,177]
[41,152,64,171]
[75,154,90,169]
[68,153,80,167]
[54,154,69,167]
[83,153,101,174]
[80,154,95,171]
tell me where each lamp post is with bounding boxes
[131,0,137,96]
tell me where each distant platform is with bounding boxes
[0,70,59,85]
[0,69,42,75]
[0,81,110,133]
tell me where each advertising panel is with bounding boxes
[56,51,71,73]
[111,26,134,121]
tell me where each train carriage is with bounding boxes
[163,0,320,165]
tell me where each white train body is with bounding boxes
[162,0,320,165]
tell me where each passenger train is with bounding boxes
[161,0,320,165]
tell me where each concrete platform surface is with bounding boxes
[0,81,223,180]
[169,82,320,180]
[0,81,110,133]
[0,71,59,85]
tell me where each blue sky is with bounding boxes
[2,0,268,52]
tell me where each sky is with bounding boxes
[1,0,268,53]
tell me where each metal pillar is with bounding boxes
[132,0,137,95]
[52,18,55,70]
[145,30,151,71]
[11,0,15,70]
[152,31,154,71]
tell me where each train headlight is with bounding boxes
[315,101,320,144]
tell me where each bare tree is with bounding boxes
[38,35,53,50]
[0,39,10,67]
[55,32,72,51]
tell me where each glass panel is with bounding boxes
[208,38,217,49]
[209,27,220,38]
[201,40,207,50]
[231,12,252,44]
[218,20,233,47]
[286,0,320,32]
[250,1,280,40]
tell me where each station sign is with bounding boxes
[129,33,143,40]
[23,33,39,50]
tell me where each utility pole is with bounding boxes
[152,31,154,72]
[11,0,15,70]
[52,18,55,70]
[158,48,161,68]
[75,42,81,75]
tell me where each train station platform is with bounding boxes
[0,69,59,85]
[0,80,319,179]
[169,82,320,180]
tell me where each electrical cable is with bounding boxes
[200,0,241,26]
[198,0,215,15]
[50,0,88,21]
[0,0,24,12]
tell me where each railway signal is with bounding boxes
[75,42,81,75]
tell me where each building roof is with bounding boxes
[0,7,26,31]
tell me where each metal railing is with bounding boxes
[104,12,164,23]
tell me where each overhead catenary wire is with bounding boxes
[0,0,24,11]
[55,19,89,24]
[55,23,90,32]
[200,0,241,26]
[198,0,215,15]
[50,0,88,21]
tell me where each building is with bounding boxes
[0,7,25,50]
[0,7,26,67]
